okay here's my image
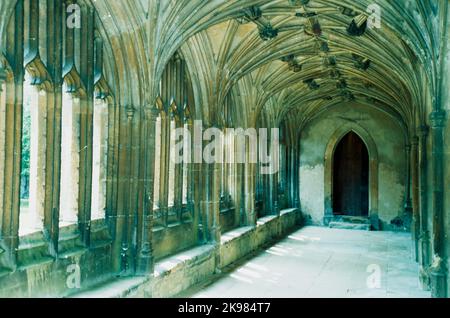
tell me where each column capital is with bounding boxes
[0,67,6,88]
[125,105,136,120]
[143,104,159,120]
[418,125,429,137]
[429,110,447,129]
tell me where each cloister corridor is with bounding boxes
[184,227,430,298]
[1,0,449,299]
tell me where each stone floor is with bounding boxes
[185,226,430,298]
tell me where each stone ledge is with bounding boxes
[71,277,149,298]
[69,208,301,298]
[154,244,215,278]
[221,226,254,244]
[220,208,300,268]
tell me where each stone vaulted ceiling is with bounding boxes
[1,0,447,134]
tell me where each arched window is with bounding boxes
[19,75,46,236]
[90,97,108,220]
[59,88,80,227]
[0,0,112,245]
[153,52,193,228]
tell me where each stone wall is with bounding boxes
[299,103,407,229]
[0,242,113,297]
[69,208,301,298]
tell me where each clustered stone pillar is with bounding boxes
[429,110,447,298]
[403,143,413,229]
[411,135,420,262]
[418,125,431,289]
[136,106,159,275]
[159,110,170,227]
[0,66,8,269]
[0,2,25,268]
[244,156,257,226]
[173,116,184,221]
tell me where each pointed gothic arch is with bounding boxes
[324,123,379,229]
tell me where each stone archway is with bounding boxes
[324,123,379,229]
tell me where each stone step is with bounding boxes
[329,221,371,231]
[334,216,370,224]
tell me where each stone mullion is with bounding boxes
[223,133,230,201]
[136,106,158,275]
[106,101,120,231]
[290,146,297,207]
[285,145,291,208]
[262,170,270,216]
[269,133,279,215]
[42,1,63,253]
[234,162,244,228]
[211,161,222,270]
[429,110,447,298]
[186,119,196,225]
[244,153,256,226]
[200,133,213,242]
[174,117,183,222]
[159,111,169,227]
[1,1,23,268]
[411,136,420,262]
[294,145,300,209]
[271,168,279,215]
[192,158,204,242]
[230,139,242,228]
[285,146,291,207]
[418,125,431,288]
[78,7,95,247]
[77,96,94,244]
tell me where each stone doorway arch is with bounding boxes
[324,123,379,229]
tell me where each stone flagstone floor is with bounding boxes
[186,226,430,298]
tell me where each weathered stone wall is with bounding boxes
[70,208,301,298]
[152,222,198,261]
[221,208,300,268]
[0,243,113,297]
[299,103,407,229]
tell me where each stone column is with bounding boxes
[192,120,205,242]
[159,111,170,227]
[233,144,244,228]
[136,106,159,275]
[429,110,447,298]
[418,125,431,289]
[0,66,6,235]
[117,105,136,275]
[173,116,184,222]
[411,136,420,262]
[210,160,222,271]
[105,101,121,271]
[244,157,257,226]
[186,118,195,223]
[0,2,24,267]
[77,5,96,247]
[403,143,413,229]
[294,144,301,209]
[110,104,130,273]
